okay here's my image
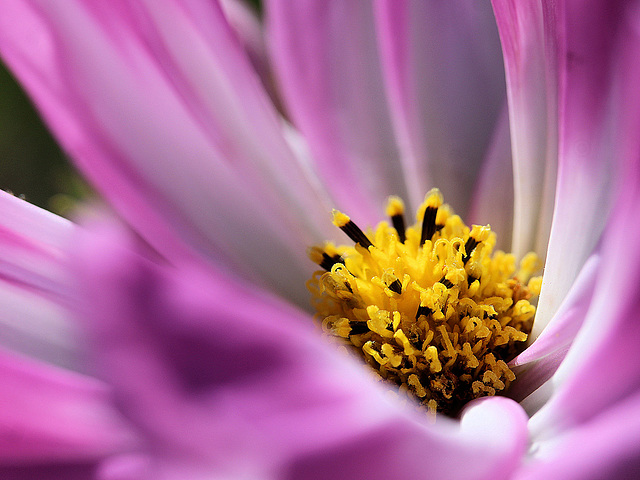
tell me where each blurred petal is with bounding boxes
[285,397,528,480]
[532,0,631,336]
[0,192,81,368]
[518,390,640,480]
[74,218,529,479]
[0,0,334,306]
[0,348,134,463]
[0,278,78,371]
[491,0,558,261]
[218,0,279,107]
[266,0,406,225]
[466,106,514,250]
[0,463,99,480]
[0,190,72,300]
[375,0,507,217]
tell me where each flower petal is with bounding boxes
[0,192,82,368]
[0,348,135,464]
[375,0,508,217]
[466,106,514,250]
[529,2,640,437]
[218,0,281,109]
[518,390,640,480]
[0,464,100,480]
[0,190,72,300]
[265,0,407,225]
[285,396,528,480]
[531,0,632,337]
[507,253,599,408]
[0,277,79,371]
[0,0,334,306]
[491,0,558,261]
[74,218,529,479]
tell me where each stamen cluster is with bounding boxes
[308,189,542,416]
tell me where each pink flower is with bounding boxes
[0,0,639,478]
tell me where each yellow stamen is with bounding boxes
[332,210,351,228]
[309,189,542,416]
[385,196,405,217]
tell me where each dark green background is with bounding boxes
[0,61,85,216]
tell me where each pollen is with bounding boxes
[307,189,542,416]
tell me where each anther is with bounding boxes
[388,279,403,294]
[420,189,443,245]
[439,277,454,289]
[462,237,478,264]
[462,225,491,264]
[416,305,432,319]
[319,253,344,271]
[421,207,437,245]
[332,210,373,249]
[349,321,369,335]
[386,196,406,243]
[308,247,345,271]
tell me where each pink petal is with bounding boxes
[0,190,72,300]
[218,0,282,110]
[491,0,558,261]
[0,192,81,368]
[530,2,640,436]
[265,0,406,225]
[532,156,640,437]
[466,106,515,250]
[532,0,632,337]
[508,254,599,407]
[0,0,334,306]
[0,464,100,480]
[0,348,135,464]
[73,218,529,479]
[517,390,640,480]
[0,277,78,371]
[375,0,508,217]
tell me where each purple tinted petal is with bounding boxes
[218,0,281,109]
[518,390,640,480]
[0,0,334,306]
[0,463,99,480]
[375,0,507,217]
[0,348,135,463]
[491,0,558,261]
[508,254,599,407]
[532,157,640,435]
[0,193,82,368]
[265,0,406,225]
[530,3,640,435]
[74,218,529,479]
[532,0,632,337]
[0,278,79,371]
[466,106,514,250]
[284,397,528,480]
[0,191,72,301]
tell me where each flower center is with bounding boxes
[307,189,542,416]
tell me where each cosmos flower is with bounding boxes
[0,0,639,478]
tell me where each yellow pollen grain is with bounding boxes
[332,210,351,228]
[424,188,443,209]
[386,196,405,217]
[308,188,542,416]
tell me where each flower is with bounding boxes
[0,0,639,478]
